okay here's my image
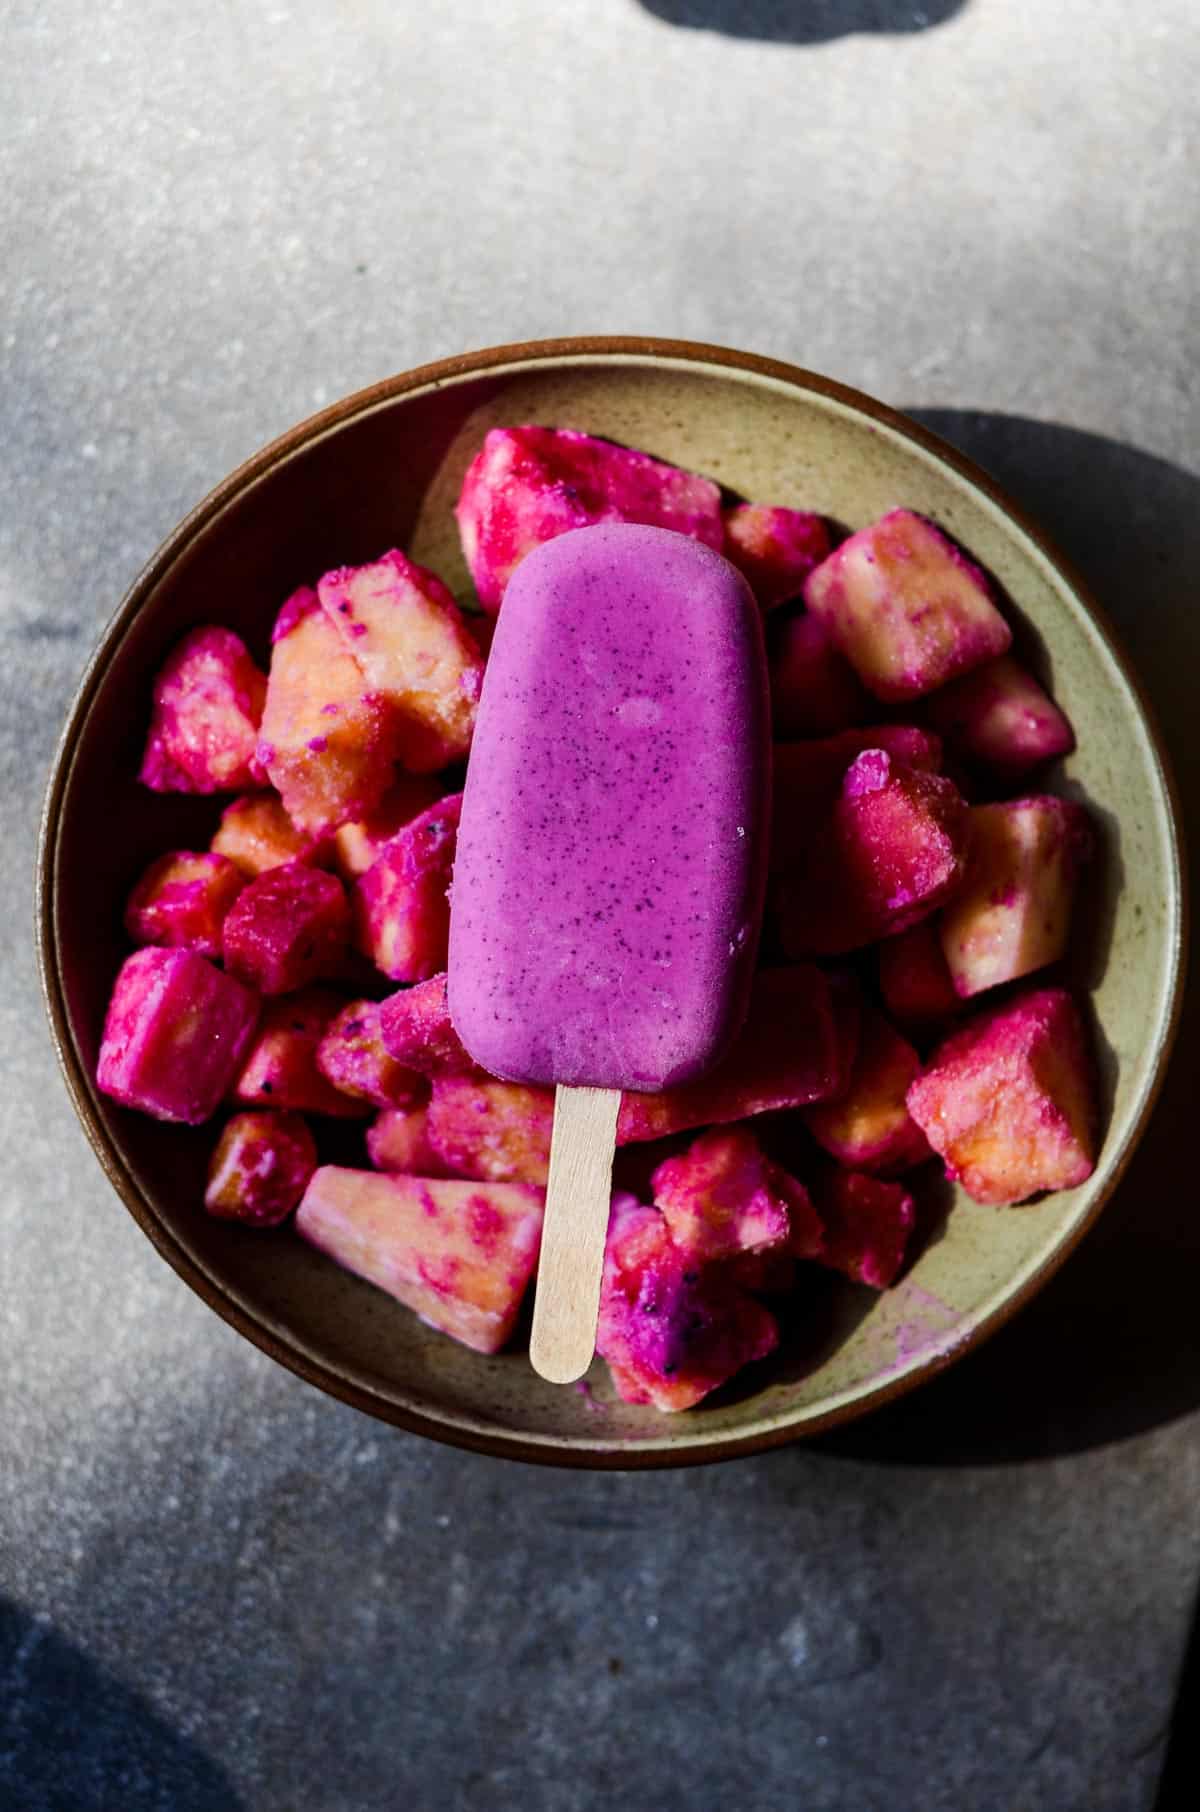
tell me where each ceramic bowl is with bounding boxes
[37,338,1185,1466]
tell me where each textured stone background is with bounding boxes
[3,3,1199,1808]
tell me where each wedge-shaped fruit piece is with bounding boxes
[616,965,859,1143]
[906,986,1097,1205]
[940,797,1092,998]
[771,725,942,870]
[805,509,1011,701]
[597,1201,779,1411]
[651,1127,807,1261]
[314,1000,424,1109]
[295,1166,544,1354]
[355,794,461,982]
[925,654,1075,779]
[97,948,259,1125]
[205,1110,317,1226]
[139,626,267,794]
[232,987,369,1118]
[722,504,831,611]
[455,424,724,613]
[804,1010,929,1174]
[212,792,331,878]
[222,861,351,995]
[877,920,961,1024]
[124,850,244,958]
[426,1077,555,1186]
[811,1170,915,1288]
[317,551,484,772]
[769,609,871,738]
[378,973,481,1076]
[258,586,399,836]
[331,775,446,881]
[367,1105,456,1177]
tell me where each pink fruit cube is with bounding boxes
[769,610,871,738]
[378,973,481,1076]
[317,550,484,772]
[211,792,331,878]
[222,861,351,995]
[295,1166,545,1354]
[770,724,942,870]
[804,508,1012,701]
[331,775,446,881]
[597,1202,779,1411]
[232,988,370,1118]
[939,797,1092,998]
[455,424,724,614]
[97,947,259,1125]
[877,920,961,1024]
[367,1105,457,1178]
[925,654,1075,779]
[258,586,399,836]
[124,850,244,958]
[906,986,1098,1205]
[139,626,267,794]
[777,751,968,956]
[354,794,461,982]
[205,1110,317,1227]
[811,1170,916,1288]
[425,1077,555,1186]
[803,1010,930,1174]
[314,1000,424,1109]
[721,503,832,611]
[651,1127,801,1261]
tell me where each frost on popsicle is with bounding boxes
[295,1166,545,1354]
[811,1169,916,1290]
[222,862,351,995]
[425,1077,556,1187]
[378,973,482,1077]
[650,1127,810,1261]
[803,1009,930,1175]
[97,947,259,1125]
[232,987,371,1118]
[906,986,1097,1205]
[205,1110,317,1227]
[768,608,872,739]
[211,792,332,878]
[804,509,1011,701]
[454,425,724,613]
[721,503,831,612]
[354,794,462,983]
[124,850,244,959]
[314,1000,425,1110]
[139,626,268,795]
[925,654,1075,780]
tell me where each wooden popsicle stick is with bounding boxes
[529,1083,621,1385]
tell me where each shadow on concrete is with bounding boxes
[0,1597,245,1812]
[635,0,966,42]
[814,412,1199,1466]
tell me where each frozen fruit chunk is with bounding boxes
[378,973,480,1076]
[124,850,244,958]
[258,586,399,836]
[616,965,859,1143]
[597,1202,779,1411]
[811,1170,916,1288]
[222,862,350,995]
[805,509,1012,702]
[777,751,968,956]
[211,792,331,878]
[878,920,961,1024]
[354,794,461,982]
[727,1251,800,1296]
[97,948,259,1125]
[651,1127,799,1260]
[367,1105,458,1177]
[804,1010,930,1174]
[722,504,832,611]
[314,1000,424,1109]
[771,725,942,870]
[331,775,446,881]
[139,627,267,794]
[906,987,1097,1205]
[205,1110,317,1226]
[426,1077,555,1186]
[769,609,871,738]
[317,550,484,772]
[939,797,1092,999]
[926,654,1075,779]
[295,1166,544,1354]
[455,424,723,613]
[232,988,369,1118]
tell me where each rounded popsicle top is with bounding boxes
[448,522,770,1092]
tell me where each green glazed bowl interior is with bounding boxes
[38,338,1185,1466]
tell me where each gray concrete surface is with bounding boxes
[3,3,1199,1808]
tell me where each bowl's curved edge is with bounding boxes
[35,335,1189,1470]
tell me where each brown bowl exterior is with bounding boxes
[37,338,1186,1467]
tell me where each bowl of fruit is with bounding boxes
[37,337,1184,1465]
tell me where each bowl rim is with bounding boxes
[36,334,1189,1469]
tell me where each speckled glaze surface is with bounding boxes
[38,339,1185,1467]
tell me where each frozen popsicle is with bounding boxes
[448,522,770,1382]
